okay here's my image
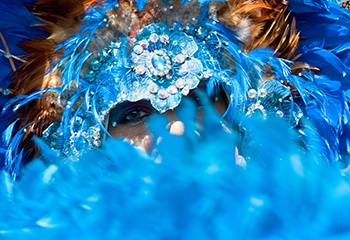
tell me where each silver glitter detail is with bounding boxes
[248,89,257,98]
[167,85,178,95]
[258,88,267,98]
[149,33,159,43]
[176,78,185,89]
[181,86,190,96]
[133,45,144,54]
[158,89,168,99]
[276,110,284,118]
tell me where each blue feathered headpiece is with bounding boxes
[0,0,349,177]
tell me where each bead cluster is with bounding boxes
[245,81,303,126]
[246,88,269,118]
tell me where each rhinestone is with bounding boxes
[158,89,168,99]
[248,89,257,98]
[139,39,149,49]
[167,85,178,94]
[136,65,146,75]
[160,35,169,44]
[4,54,10,59]
[149,33,159,43]
[133,45,143,54]
[111,122,117,127]
[258,88,268,98]
[179,64,188,74]
[90,58,101,70]
[203,71,212,78]
[152,54,167,72]
[175,54,185,64]
[181,86,190,96]
[148,83,158,93]
[175,78,185,89]
[147,51,171,77]
[2,89,10,95]
[276,110,284,118]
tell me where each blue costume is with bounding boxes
[0,0,350,238]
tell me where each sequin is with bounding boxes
[167,85,178,94]
[158,89,168,99]
[176,78,185,89]
[148,83,158,93]
[276,110,284,118]
[2,89,10,95]
[149,33,159,43]
[136,65,146,75]
[248,89,257,98]
[90,59,101,70]
[181,86,190,95]
[139,39,149,49]
[258,88,267,98]
[133,45,143,55]
[175,54,185,64]
[160,35,169,44]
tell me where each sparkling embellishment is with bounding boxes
[111,122,117,127]
[90,59,101,70]
[248,89,257,98]
[136,65,146,75]
[203,70,212,79]
[276,110,284,118]
[258,88,267,98]
[152,55,167,72]
[133,45,143,55]
[149,33,159,43]
[133,81,140,87]
[247,102,267,118]
[2,89,10,95]
[146,50,171,77]
[175,54,185,64]
[158,89,168,99]
[167,85,178,95]
[175,78,185,89]
[181,86,190,96]
[139,39,149,49]
[148,83,158,93]
[160,35,169,44]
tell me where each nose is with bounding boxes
[163,110,185,136]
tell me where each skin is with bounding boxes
[107,90,228,151]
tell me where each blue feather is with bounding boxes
[135,0,147,10]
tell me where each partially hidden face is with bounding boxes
[107,87,228,151]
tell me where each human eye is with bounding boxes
[109,101,155,126]
[119,108,150,125]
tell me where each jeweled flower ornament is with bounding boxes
[84,23,208,113]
